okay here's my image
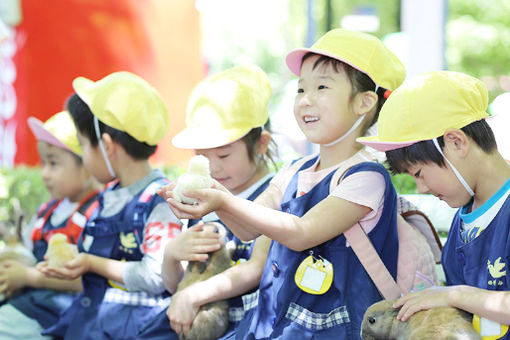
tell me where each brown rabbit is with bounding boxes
[361,299,481,340]
[176,223,232,340]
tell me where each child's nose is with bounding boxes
[415,179,430,195]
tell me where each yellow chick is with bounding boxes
[45,233,78,267]
[173,155,213,204]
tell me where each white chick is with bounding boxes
[45,233,78,267]
[173,155,213,204]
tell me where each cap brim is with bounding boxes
[172,127,248,150]
[72,77,95,106]
[27,117,71,151]
[356,136,421,152]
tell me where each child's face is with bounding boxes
[76,131,112,184]
[196,140,257,195]
[294,55,358,145]
[406,162,472,208]
[37,141,90,202]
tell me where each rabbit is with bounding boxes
[173,155,213,205]
[176,223,233,340]
[361,299,481,340]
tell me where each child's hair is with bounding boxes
[241,120,278,170]
[66,93,157,160]
[386,119,497,174]
[301,53,388,129]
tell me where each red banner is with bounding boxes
[1,0,202,167]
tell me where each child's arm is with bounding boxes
[0,260,82,297]
[167,235,270,334]
[394,285,510,324]
[161,222,222,294]
[168,188,370,251]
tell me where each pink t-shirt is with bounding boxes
[271,152,385,238]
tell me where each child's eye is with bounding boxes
[318,85,328,90]
[297,88,304,94]
[218,154,230,159]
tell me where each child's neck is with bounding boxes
[471,151,510,210]
[69,177,100,203]
[115,159,153,188]
[317,137,363,170]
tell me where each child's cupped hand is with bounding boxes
[37,253,90,280]
[165,222,222,262]
[0,260,29,297]
[167,285,200,337]
[158,180,229,220]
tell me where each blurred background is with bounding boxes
[1,0,509,229]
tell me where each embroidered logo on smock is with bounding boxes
[487,257,506,286]
[119,232,137,254]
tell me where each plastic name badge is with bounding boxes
[473,314,509,340]
[295,254,333,295]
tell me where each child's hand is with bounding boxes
[167,286,200,336]
[157,182,176,201]
[394,286,453,321]
[165,186,228,220]
[37,253,90,280]
[0,260,29,297]
[165,222,221,262]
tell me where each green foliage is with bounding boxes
[0,166,49,228]
[390,173,418,195]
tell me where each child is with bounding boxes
[38,72,183,339]
[357,71,510,338]
[0,110,100,339]
[162,29,406,339]
[138,64,277,339]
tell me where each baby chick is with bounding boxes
[45,233,78,267]
[173,155,213,204]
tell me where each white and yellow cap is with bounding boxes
[28,110,82,155]
[72,71,169,146]
[357,71,489,151]
[286,28,405,91]
[172,64,271,150]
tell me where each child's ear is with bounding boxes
[443,129,469,157]
[101,133,115,156]
[354,91,378,116]
[257,130,271,156]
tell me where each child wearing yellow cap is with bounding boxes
[358,71,510,339]
[137,64,277,340]
[0,110,100,339]
[37,72,183,339]
[162,29,406,339]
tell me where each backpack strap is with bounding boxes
[344,224,402,300]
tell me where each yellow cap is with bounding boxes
[28,110,82,156]
[172,64,271,149]
[72,71,169,146]
[357,71,489,151]
[286,29,405,91]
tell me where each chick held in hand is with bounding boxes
[45,233,78,267]
[173,155,213,204]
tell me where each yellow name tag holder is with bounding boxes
[295,253,333,295]
[473,314,509,340]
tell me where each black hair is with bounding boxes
[301,53,387,127]
[241,120,278,170]
[386,119,497,174]
[66,93,157,160]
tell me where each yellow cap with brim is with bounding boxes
[28,110,82,155]
[72,71,168,146]
[357,71,489,151]
[172,64,271,150]
[286,28,405,91]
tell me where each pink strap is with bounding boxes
[344,224,402,300]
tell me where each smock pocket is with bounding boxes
[285,302,350,331]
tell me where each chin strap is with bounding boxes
[94,116,116,179]
[323,115,366,147]
[433,138,474,196]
